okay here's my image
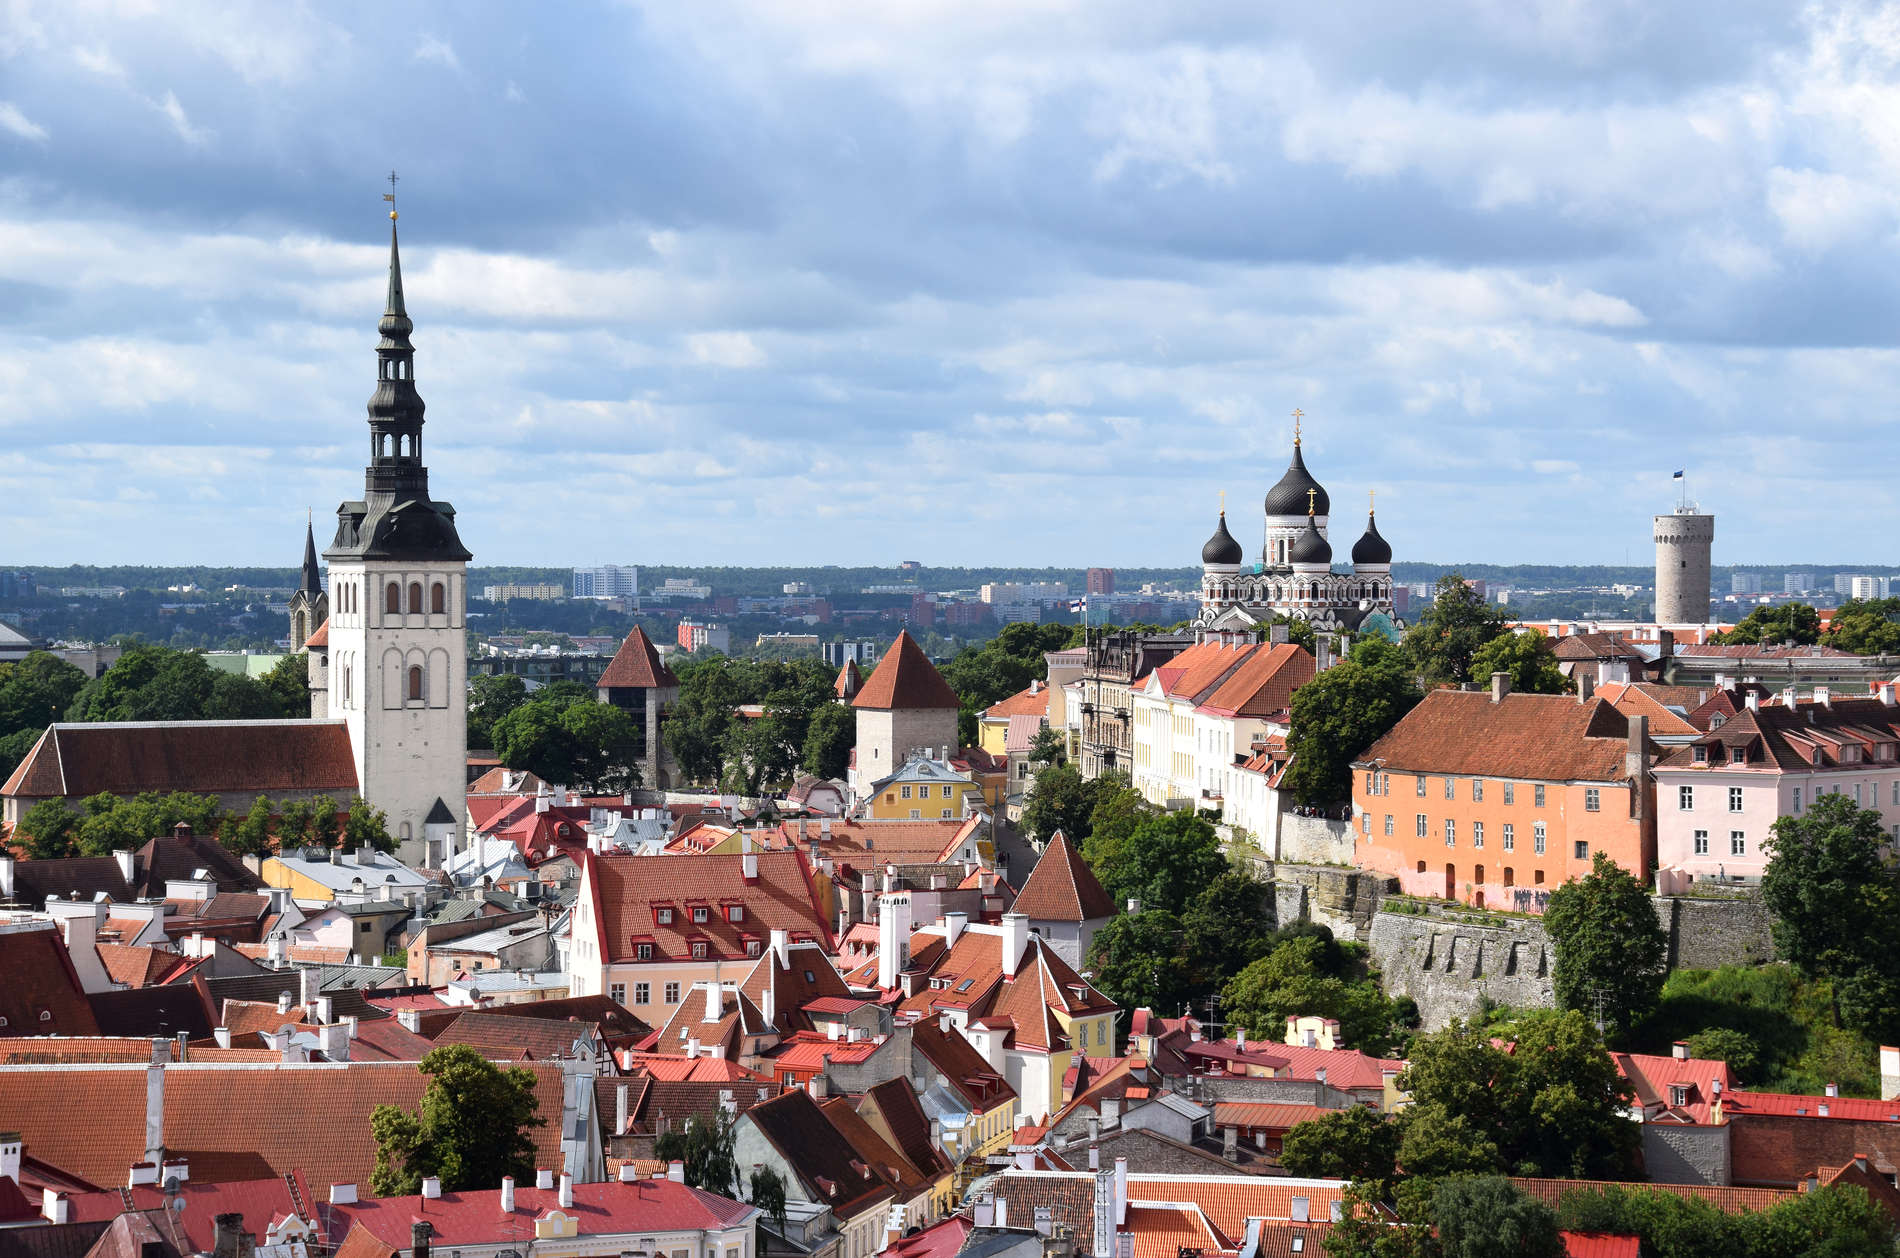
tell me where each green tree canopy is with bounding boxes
[226,795,275,858]
[1556,1180,1893,1258]
[1023,764,1126,846]
[1825,597,1900,655]
[941,622,1071,746]
[1402,574,1509,688]
[370,1044,544,1195]
[344,798,397,854]
[1180,870,1277,985]
[0,651,88,779]
[258,652,311,717]
[1467,631,1570,696]
[1086,810,1226,916]
[1086,909,1194,1018]
[1283,636,1422,806]
[466,673,529,750]
[1431,1177,1563,1258]
[800,700,855,781]
[1280,1106,1401,1191]
[1719,602,1821,646]
[70,790,222,857]
[1222,930,1411,1055]
[67,645,295,723]
[16,798,79,859]
[653,1111,741,1196]
[1544,851,1668,1043]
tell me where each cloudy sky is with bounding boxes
[4,1,1900,568]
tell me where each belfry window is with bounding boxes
[385,582,400,614]
[431,582,445,614]
[408,582,423,614]
[408,666,424,702]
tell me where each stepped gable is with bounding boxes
[598,625,678,690]
[1013,831,1115,923]
[852,630,960,711]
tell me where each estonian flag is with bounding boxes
[1672,470,1685,479]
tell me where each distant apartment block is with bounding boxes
[1086,568,1116,596]
[758,632,820,652]
[992,601,1043,624]
[1836,573,1864,596]
[572,564,640,598]
[677,620,732,654]
[1784,572,1813,595]
[823,640,881,667]
[1731,573,1763,594]
[783,581,814,596]
[1851,576,1892,600]
[654,577,712,600]
[980,581,1067,604]
[483,583,565,601]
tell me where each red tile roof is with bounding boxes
[1721,1089,1900,1122]
[303,619,329,648]
[741,940,855,1034]
[1212,1102,1335,1132]
[1,721,357,800]
[96,942,196,988]
[1196,643,1316,719]
[984,684,1051,722]
[852,631,960,711]
[0,927,99,1038]
[1562,1235,1640,1258]
[1012,832,1115,923]
[588,850,830,965]
[835,660,863,699]
[1356,691,1638,782]
[597,626,679,690]
[772,816,983,867]
[330,1178,754,1250]
[1594,684,1700,738]
[881,1215,970,1258]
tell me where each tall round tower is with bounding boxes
[1654,507,1714,624]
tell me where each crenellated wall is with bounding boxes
[1365,910,1556,1029]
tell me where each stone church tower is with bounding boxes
[287,521,328,652]
[320,208,471,868]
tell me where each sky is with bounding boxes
[4,1,1900,569]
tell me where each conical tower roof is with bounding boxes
[852,630,960,711]
[298,518,323,597]
[834,659,863,700]
[598,625,679,690]
[1014,831,1116,922]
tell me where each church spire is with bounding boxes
[366,192,427,496]
[299,512,322,597]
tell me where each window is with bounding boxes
[1416,814,1427,838]
[1729,787,1744,813]
[1380,773,1390,794]
[1679,785,1695,811]
[408,582,423,613]
[1585,788,1600,812]
[1384,814,1394,836]
[1731,746,1746,765]
[745,939,761,957]
[1366,773,1378,795]
[1533,821,1547,855]
[385,582,400,614]
[1473,821,1484,849]
[900,785,912,799]
[1893,781,1899,806]
[1534,869,1545,885]
[908,808,921,820]
[941,808,953,818]
[1793,787,1803,813]
[1503,782,1515,805]
[634,982,650,1005]
[1731,831,1746,856]
[1444,778,1454,800]
[1502,823,1515,852]
[664,982,680,1003]
[692,906,709,923]
[657,907,673,925]
[407,665,424,702]
[1445,819,1456,847]
[431,582,445,614]
[1854,783,1864,806]
[944,785,955,799]
[636,943,654,960]
[609,983,625,1004]
[1534,784,1546,808]
[726,905,744,922]
[1694,746,1707,764]
[1574,840,1589,860]
[1472,780,1484,802]
[1710,713,1726,729]
[1693,828,1710,854]
[1416,777,1427,796]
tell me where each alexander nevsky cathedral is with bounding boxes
[1196,420,1403,638]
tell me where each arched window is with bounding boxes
[408,582,423,614]
[431,582,445,614]
[408,665,424,702]
[385,582,400,614]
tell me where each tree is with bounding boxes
[1087,811,1226,916]
[369,1044,544,1195]
[1825,597,1900,655]
[1222,932,1408,1055]
[749,1165,788,1237]
[800,701,854,780]
[1394,1104,1501,1181]
[0,651,87,777]
[1720,602,1820,646]
[276,798,315,849]
[1467,631,1570,696]
[16,798,79,859]
[1283,636,1421,806]
[1280,1106,1400,1190]
[1180,871,1276,986]
[1027,725,1066,766]
[1431,1177,1563,1258]
[68,790,224,856]
[558,701,644,793]
[226,795,276,858]
[1402,574,1509,688]
[310,795,342,848]
[1683,1028,1761,1085]
[1543,851,1667,1042]
[493,700,579,785]
[345,799,397,853]
[653,1111,741,1196]
[467,674,529,751]
[1322,1180,1436,1258]
[1077,782,1149,873]
[258,652,311,717]
[1022,764,1123,845]
[1086,910,1193,1017]
[68,646,220,721]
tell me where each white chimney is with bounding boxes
[558,1172,574,1208]
[0,1135,20,1185]
[315,995,333,1025]
[1672,1041,1689,1060]
[1746,691,1760,712]
[668,1161,686,1184]
[277,991,294,1014]
[741,832,759,882]
[1001,912,1029,979]
[1113,1156,1128,1226]
[1826,1082,1839,1097]
[770,929,790,966]
[41,1190,69,1224]
[705,979,722,1022]
[619,1163,639,1183]
[421,1176,441,1199]
[942,911,968,946]
[0,855,13,900]
[329,1184,357,1205]
[994,1198,1008,1229]
[536,1167,553,1191]
[500,1176,516,1212]
[1816,686,1831,707]
[878,893,913,990]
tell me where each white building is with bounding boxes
[572,564,640,598]
[1128,636,1315,811]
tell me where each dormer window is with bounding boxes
[1710,713,1726,729]
[692,906,709,924]
[656,907,674,925]
[1669,1084,1689,1107]
[636,943,654,961]
[726,904,744,923]
[1730,746,1746,765]
[691,940,709,960]
[1693,746,1707,764]
[745,939,762,957]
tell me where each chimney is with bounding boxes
[994,1198,1007,1229]
[500,1176,516,1213]
[345,1015,358,1040]
[0,1134,20,1185]
[942,911,968,946]
[397,1009,421,1034]
[212,1213,250,1258]
[315,995,333,1025]
[1001,912,1029,979]
[770,928,790,966]
[1490,671,1511,703]
[329,1184,357,1205]
[143,1040,165,1165]
[1881,1046,1900,1101]
[129,1162,160,1188]
[1658,629,1675,658]
[1126,898,1140,915]
[761,984,776,1030]
[878,893,912,990]
[113,849,136,884]
[536,1168,554,1190]
[41,1190,69,1225]
[1746,690,1760,712]
[1034,1207,1054,1238]
[1826,1081,1839,1098]
[668,1161,686,1184]
[1672,1041,1689,1061]
[1627,714,1649,780]
[1113,1156,1128,1226]
[616,1083,630,1135]
[277,991,294,1014]
[558,1172,574,1209]
[0,855,12,900]
[1088,1144,1099,1171]
[705,979,722,1022]
[974,1195,995,1228]
[619,1163,639,1183]
[410,1221,433,1258]
[741,832,759,883]
[1815,685,1832,708]
[1577,673,1595,703]
[1881,683,1898,708]
[421,1176,441,1199]
[320,1022,350,1062]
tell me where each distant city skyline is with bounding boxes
[4,4,1899,566]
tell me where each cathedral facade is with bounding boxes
[1197,431,1401,636]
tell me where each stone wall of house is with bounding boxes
[1365,910,1556,1030]
[1252,861,1392,942]
[1658,893,1777,970]
[1276,815,1358,867]
[1642,1123,1731,1186]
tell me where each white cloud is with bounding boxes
[414,35,461,71]
[151,90,210,145]
[685,331,766,368]
[0,102,47,142]
[73,45,126,80]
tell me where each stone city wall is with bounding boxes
[1365,910,1556,1030]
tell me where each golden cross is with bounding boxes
[1369,488,1376,513]
[1291,408,1304,443]
[1307,487,1317,514]
[383,170,399,220]
[1219,490,1226,515]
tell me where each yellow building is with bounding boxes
[864,754,986,821]
[260,846,434,907]
[978,681,1050,757]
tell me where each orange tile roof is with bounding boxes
[1121,1205,1222,1258]
[1562,1235,1640,1258]
[773,816,981,867]
[1595,684,1699,738]
[1357,691,1638,782]
[597,626,679,690]
[4,721,357,800]
[1212,1102,1335,1132]
[852,631,960,711]
[588,850,831,964]
[1197,643,1316,718]
[96,942,194,989]
[1012,832,1115,923]
[303,618,329,648]
[0,927,99,1038]
[984,684,1051,722]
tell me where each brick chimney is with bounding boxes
[1490,672,1511,704]
[410,1221,432,1258]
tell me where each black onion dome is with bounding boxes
[1202,512,1243,566]
[1290,515,1332,566]
[1351,512,1392,565]
[1263,443,1330,517]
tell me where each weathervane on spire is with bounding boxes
[1292,408,1304,445]
[384,169,399,220]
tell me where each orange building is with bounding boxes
[1351,678,1654,913]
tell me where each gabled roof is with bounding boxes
[984,683,1050,722]
[819,1096,934,1198]
[0,855,133,908]
[327,1176,754,1250]
[0,927,99,1038]
[134,830,265,897]
[743,1089,897,1218]
[96,942,196,988]
[1196,643,1316,719]
[1,721,357,800]
[834,660,863,700]
[435,1010,601,1061]
[741,940,855,1034]
[459,993,652,1047]
[852,631,960,711]
[1357,691,1638,783]
[597,626,679,690]
[303,618,329,648]
[1012,832,1115,923]
[589,851,831,965]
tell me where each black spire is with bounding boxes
[299,516,323,596]
[1202,510,1243,566]
[366,214,427,497]
[1351,504,1392,566]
